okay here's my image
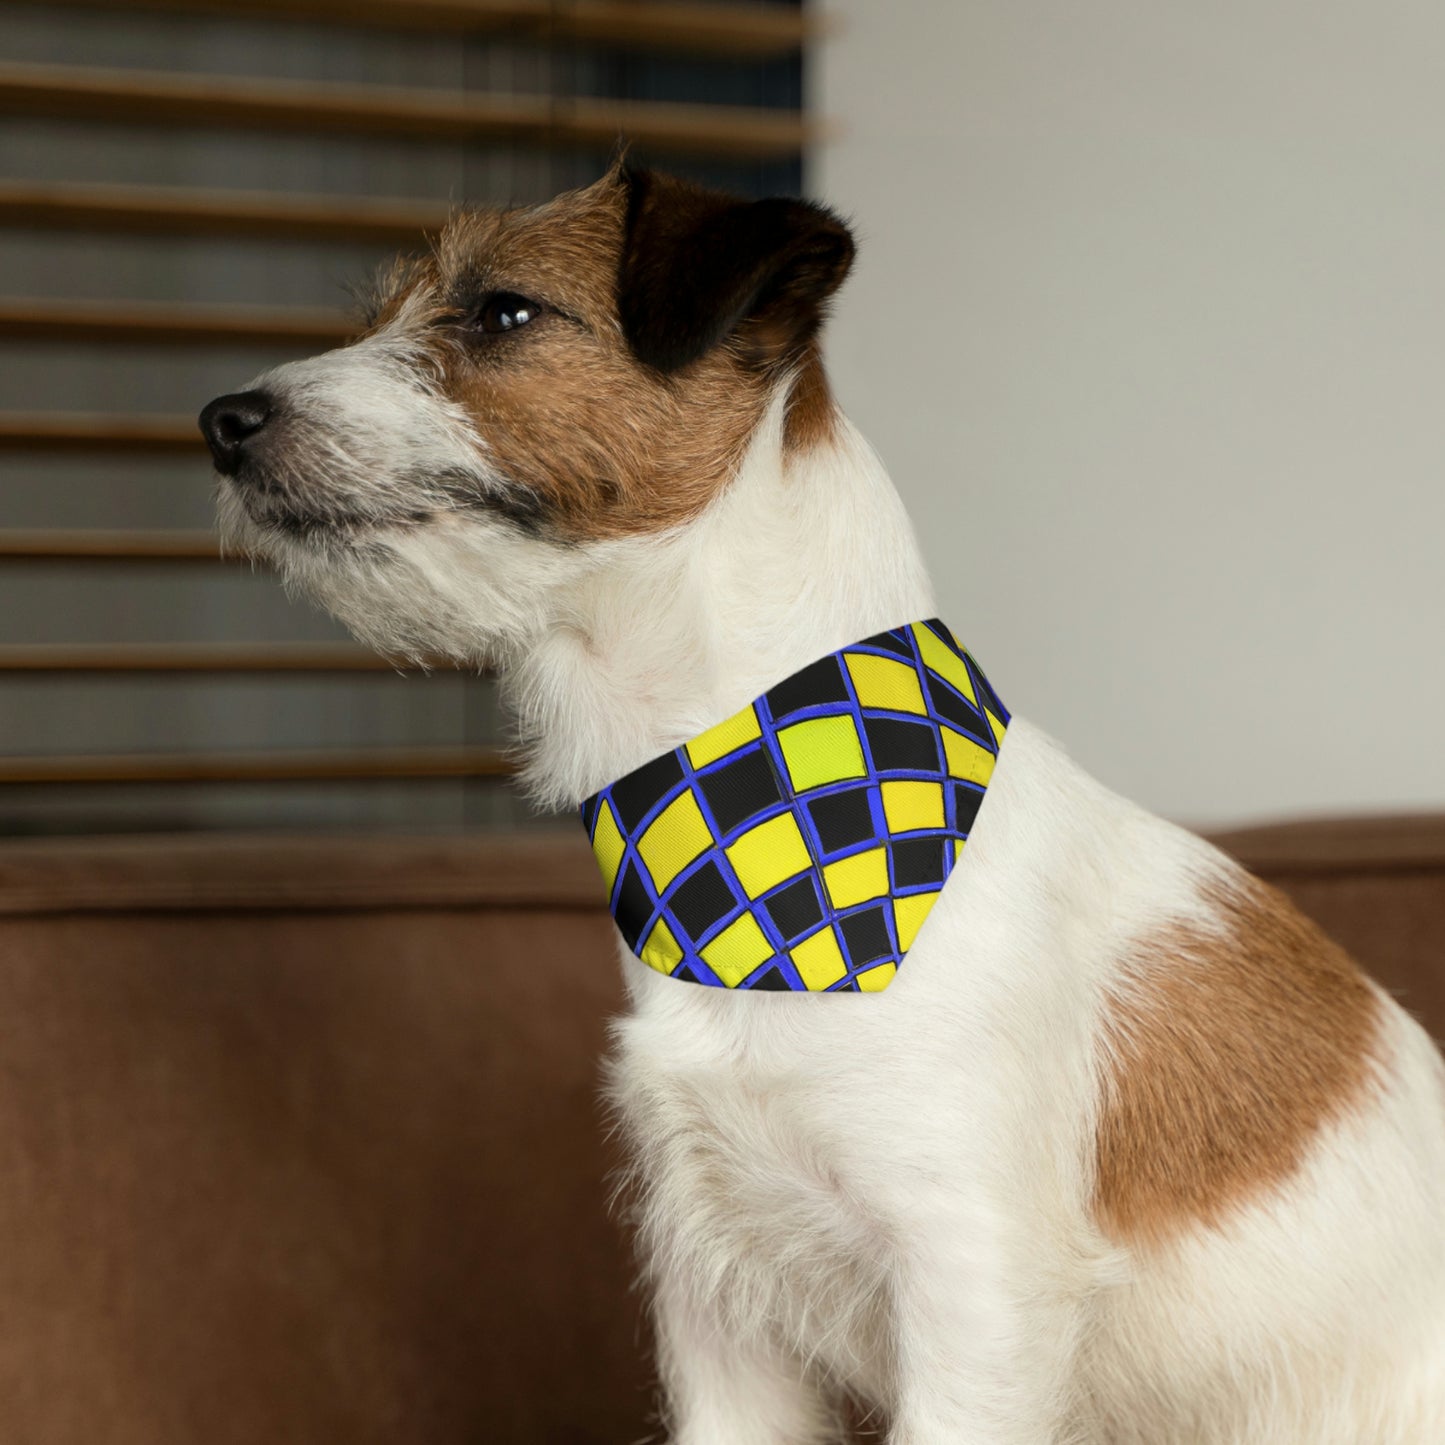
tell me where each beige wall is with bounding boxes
[813,1,1445,827]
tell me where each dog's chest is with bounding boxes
[611,1001,896,1384]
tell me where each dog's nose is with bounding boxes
[199,390,273,475]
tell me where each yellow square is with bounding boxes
[912,623,977,707]
[941,728,996,786]
[685,704,762,769]
[822,846,888,909]
[881,780,945,834]
[845,653,927,715]
[777,715,866,793]
[637,789,713,892]
[725,812,811,898]
[788,925,847,990]
[986,708,1007,745]
[701,912,774,988]
[640,916,683,975]
[892,890,939,952]
[857,962,897,992]
[591,798,626,892]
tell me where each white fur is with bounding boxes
[222,353,1445,1442]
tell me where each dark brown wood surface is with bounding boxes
[0,831,594,914]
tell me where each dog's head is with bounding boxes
[200,166,854,663]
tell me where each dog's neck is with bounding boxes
[506,390,937,810]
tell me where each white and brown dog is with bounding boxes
[201,166,1445,1443]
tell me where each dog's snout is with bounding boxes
[199,390,273,475]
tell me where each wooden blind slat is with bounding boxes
[0,62,818,161]
[0,643,415,672]
[0,298,353,348]
[0,746,513,784]
[0,412,201,452]
[20,0,815,58]
[0,180,449,245]
[0,530,227,561]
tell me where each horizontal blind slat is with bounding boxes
[0,298,353,347]
[0,62,818,161]
[0,644,443,672]
[0,412,202,451]
[0,181,449,244]
[0,530,228,561]
[19,0,815,58]
[0,747,514,784]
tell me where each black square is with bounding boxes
[609,751,686,831]
[747,965,791,991]
[928,677,993,746]
[807,787,876,854]
[580,794,601,836]
[699,748,783,836]
[975,670,1008,724]
[765,656,850,720]
[764,875,824,942]
[667,860,736,942]
[856,627,915,659]
[840,905,894,968]
[864,716,940,773]
[613,860,653,950]
[952,783,983,834]
[891,837,948,889]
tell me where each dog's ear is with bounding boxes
[617,167,855,375]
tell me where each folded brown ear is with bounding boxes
[618,167,855,376]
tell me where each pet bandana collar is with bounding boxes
[580,620,1009,993]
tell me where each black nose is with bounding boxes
[199,390,272,475]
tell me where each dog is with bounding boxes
[200,164,1445,1443]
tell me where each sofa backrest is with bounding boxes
[0,833,647,1445]
[0,821,1439,1443]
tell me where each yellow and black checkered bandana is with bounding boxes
[580,620,1008,993]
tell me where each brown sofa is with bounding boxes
[0,819,1439,1443]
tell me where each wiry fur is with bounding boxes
[206,171,1445,1443]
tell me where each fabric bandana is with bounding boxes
[580,620,1008,993]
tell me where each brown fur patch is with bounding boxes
[782,341,839,453]
[372,175,769,541]
[363,170,844,541]
[1094,873,1382,1247]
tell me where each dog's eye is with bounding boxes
[474,292,542,335]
